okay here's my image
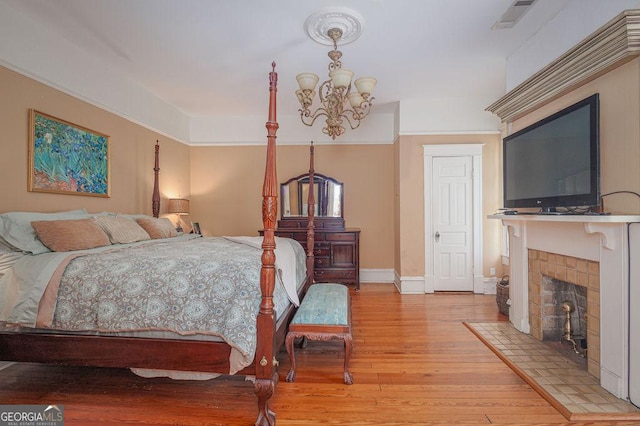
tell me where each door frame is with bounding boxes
[423,144,484,293]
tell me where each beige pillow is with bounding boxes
[94,215,150,244]
[136,217,178,239]
[31,219,111,252]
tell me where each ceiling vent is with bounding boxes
[491,0,538,30]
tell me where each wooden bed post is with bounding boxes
[306,142,315,282]
[152,140,160,218]
[255,62,279,426]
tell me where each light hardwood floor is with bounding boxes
[0,283,635,425]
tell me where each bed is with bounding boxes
[0,63,315,425]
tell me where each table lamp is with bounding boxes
[168,198,190,232]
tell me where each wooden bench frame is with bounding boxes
[285,286,353,385]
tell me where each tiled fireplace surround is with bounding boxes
[495,215,640,400]
[527,250,600,378]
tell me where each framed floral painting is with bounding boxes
[28,110,110,197]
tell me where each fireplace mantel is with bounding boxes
[489,214,640,249]
[489,214,640,400]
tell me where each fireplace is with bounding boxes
[490,214,640,401]
[528,250,596,376]
[542,277,587,342]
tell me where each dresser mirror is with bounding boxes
[280,173,343,218]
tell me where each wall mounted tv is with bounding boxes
[503,93,600,212]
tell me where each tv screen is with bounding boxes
[503,94,600,212]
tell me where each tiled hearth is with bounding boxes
[528,250,600,378]
[467,322,640,420]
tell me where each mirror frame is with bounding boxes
[280,172,344,218]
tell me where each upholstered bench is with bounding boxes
[285,283,353,385]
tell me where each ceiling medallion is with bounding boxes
[304,7,365,46]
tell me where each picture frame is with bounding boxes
[28,109,110,197]
[191,222,201,235]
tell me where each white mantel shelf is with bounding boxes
[488,214,640,223]
[488,214,640,401]
[489,214,640,250]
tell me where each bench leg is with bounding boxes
[285,332,297,383]
[343,333,353,385]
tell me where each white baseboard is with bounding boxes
[383,271,499,295]
[393,271,426,294]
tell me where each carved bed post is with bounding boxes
[306,142,315,282]
[255,62,279,426]
[152,141,160,218]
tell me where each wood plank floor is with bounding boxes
[1,283,635,425]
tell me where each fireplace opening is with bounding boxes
[541,275,588,369]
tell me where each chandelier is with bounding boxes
[295,27,376,140]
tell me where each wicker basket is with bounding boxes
[496,276,510,317]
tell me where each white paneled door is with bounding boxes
[432,156,473,291]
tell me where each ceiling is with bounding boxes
[2,0,575,121]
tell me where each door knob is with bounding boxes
[435,231,440,242]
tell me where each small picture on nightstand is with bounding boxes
[191,222,201,235]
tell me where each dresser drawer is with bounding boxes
[274,231,307,243]
[313,246,330,257]
[314,256,330,267]
[325,232,357,242]
[273,231,295,239]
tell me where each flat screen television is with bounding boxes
[503,93,600,212]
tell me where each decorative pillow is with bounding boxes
[94,215,150,244]
[31,218,111,252]
[136,217,178,239]
[0,209,90,254]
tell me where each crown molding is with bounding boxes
[486,9,640,122]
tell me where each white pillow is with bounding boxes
[0,237,24,277]
[0,209,90,254]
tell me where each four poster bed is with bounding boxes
[0,63,315,425]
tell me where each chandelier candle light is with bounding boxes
[296,26,376,139]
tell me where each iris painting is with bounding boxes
[29,110,110,197]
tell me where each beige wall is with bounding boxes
[0,64,394,272]
[395,134,504,278]
[0,61,504,278]
[0,65,190,217]
[510,59,640,215]
[189,144,395,269]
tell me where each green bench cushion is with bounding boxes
[291,283,348,326]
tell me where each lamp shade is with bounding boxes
[296,73,320,91]
[347,92,365,108]
[168,198,190,214]
[329,69,354,89]
[354,77,377,96]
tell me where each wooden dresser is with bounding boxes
[268,171,361,290]
[272,218,360,290]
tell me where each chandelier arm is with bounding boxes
[340,110,362,130]
[338,98,373,130]
[299,108,329,128]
